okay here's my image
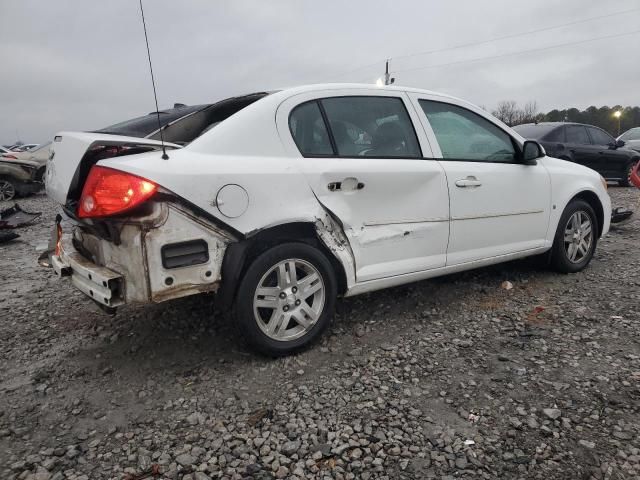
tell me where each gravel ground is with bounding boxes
[1,187,639,480]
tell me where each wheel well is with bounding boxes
[571,191,604,237]
[218,222,348,310]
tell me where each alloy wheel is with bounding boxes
[253,258,325,342]
[563,210,593,264]
[0,180,16,201]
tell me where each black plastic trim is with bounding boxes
[161,239,209,269]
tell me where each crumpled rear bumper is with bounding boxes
[51,233,125,308]
[48,202,234,309]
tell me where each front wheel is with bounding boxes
[549,200,598,273]
[234,242,337,356]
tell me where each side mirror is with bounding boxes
[522,140,544,165]
[615,139,625,148]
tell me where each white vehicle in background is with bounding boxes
[618,127,640,153]
[11,143,40,152]
[45,84,611,356]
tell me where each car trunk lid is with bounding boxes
[45,131,181,206]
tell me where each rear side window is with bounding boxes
[288,101,333,156]
[420,100,516,162]
[320,96,421,158]
[566,125,590,144]
[288,96,422,158]
[542,127,564,142]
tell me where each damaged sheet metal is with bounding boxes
[314,211,357,289]
[0,203,41,229]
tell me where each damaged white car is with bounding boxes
[45,84,611,355]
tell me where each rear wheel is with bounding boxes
[619,160,638,187]
[550,200,597,273]
[234,242,337,356]
[0,177,16,201]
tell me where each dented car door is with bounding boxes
[278,89,449,282]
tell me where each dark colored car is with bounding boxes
[513,122,640,186]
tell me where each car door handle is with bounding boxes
[455,177,482,188]
[327,178,365,192]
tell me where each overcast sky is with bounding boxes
[1,0,639,144]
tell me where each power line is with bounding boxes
[391,6,640,62]
[391,29,640,75]
[331,6,639,80]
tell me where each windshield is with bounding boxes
[95,104,206,137]
[513,124,559,140]
[620,127,640,141]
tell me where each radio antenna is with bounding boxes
[138,0,169,160]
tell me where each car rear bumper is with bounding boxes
[51,233,125,308]
[48,202,234,309]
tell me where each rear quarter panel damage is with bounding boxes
[76,202,234,304]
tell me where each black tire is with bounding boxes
[619,160,638,187]
[549,199,598,273]
[0,176,17,201]
[234,242,337,356]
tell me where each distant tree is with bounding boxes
[537,105,640,136]
[492,100,541,126]
[492,100,519,126]
[491,101,640,135]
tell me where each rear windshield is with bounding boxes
[513,124,562,140]
[95,105,207,138]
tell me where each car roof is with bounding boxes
[185,83,509,158]
[273,83,458,101]
[518,121,606,129]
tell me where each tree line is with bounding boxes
[491,100,640,136]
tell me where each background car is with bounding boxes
[514,122,640,186]
[0,156,45,201]
[618,127,640,153]
[11,143,40,152]
[1,141,51,165]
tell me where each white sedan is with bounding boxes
[45,84,611,355]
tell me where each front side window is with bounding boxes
[587,127,614,146]
[320,96,421,158]
[288,101,333,156]
[566,125,590,145]
[420,100,516,162]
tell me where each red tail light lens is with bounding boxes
[3,154,17,159]
[78,166,158,218]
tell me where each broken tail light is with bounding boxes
[78,166,158,218]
